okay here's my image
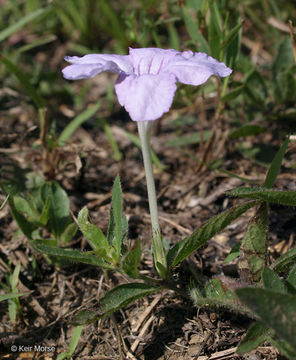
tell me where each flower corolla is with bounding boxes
[62,48,232,122]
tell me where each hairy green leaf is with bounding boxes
[8,198,36,240]
[78,207,110,259]
[36,245,114,270]
[112,176,123,259]
[286,266,296,293]
[40,182,71,239]
[13,195,39,222]
[237,322,270,354]
[167,201,257,268]
[238,203,267,282]
[262,267,287,293]
[269,338,296,360]
[223,242,241,264]
[39,196,50,226]
[228,187,296,206]
[272,249,296,273]
[99,283,161,318]
[60,222,78,246]
[236,288,296,351]
[121,239,141,278]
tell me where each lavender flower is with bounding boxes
[62,47,232,122]
[62,47,232,279]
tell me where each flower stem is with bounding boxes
[137,121,167,278]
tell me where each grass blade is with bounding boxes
[1,56,46,109]
[66,325,84,358]
[0,7,50,43]
[58,101,101,146]
[125,130,165,170]
[0,293,27,302]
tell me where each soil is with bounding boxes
[0,72,295,360]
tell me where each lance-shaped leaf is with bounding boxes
[112,176,122,251]
[221,84,245,103]
[228,187,296,206]
[271,248,296,273]
[262,267,287,293]
[13,196,40,223]
[8,198,36,240]
[237,322,270,354]
[236,288,296,353]
[264,136,289,189]
[286,266,296,293]
[36,244,114,270]
[189,277,253,317]
[39,196,51,226]
[238,202,268,282]
[78,207,111,260]
[40,182,71,239]
[167,201,257,268]
[269,338,296,360]
[73,283,162,325]
[99,283,161,318]
[228,124,265,139]
[60,222,78,246]
[121,239,141,278]
[107,176,124,261]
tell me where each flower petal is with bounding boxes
[115,73,177,121]
[62,54,133,80]
[129,48,178,76]
[165,51,232,85]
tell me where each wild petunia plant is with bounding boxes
[31,47,296,359]
[62,47,232,277]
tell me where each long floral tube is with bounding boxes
[137,121,167,275]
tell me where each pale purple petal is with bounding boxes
[62,54,133,80]
[129,48,178,76]
[164,51,232,85]
[115,73,177,121]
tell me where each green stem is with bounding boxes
[137,121,167,278]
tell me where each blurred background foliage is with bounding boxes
[1,1,296,357]
[1,0,296,198]
[1,0,295,123]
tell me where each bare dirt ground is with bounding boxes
[1,77,295,359]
